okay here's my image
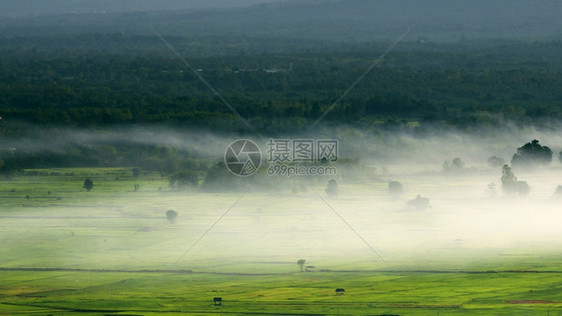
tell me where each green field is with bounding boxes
[1,168,561,315]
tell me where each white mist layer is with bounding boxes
[1,124,562,272]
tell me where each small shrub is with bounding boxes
[166,210,178,223]
[407,195,429,210]
[325,179,338,198]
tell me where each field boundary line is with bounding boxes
[2,267,561,274]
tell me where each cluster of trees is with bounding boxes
[443,157,465,174]
[511,139,553,167]
[383,139,560,204]
[498,140,555,197]
[484,139,562,197]
[448,139,558,197]
[497,139,562,197]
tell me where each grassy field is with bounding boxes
[1,168,561,315]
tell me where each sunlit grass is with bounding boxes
[1,168,561,314]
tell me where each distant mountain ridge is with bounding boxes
[0,0,560,44]
[0,0,286,17]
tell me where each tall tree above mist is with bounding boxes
[501,164,530,196]
[511,139,552,167]
[297,259,306,272]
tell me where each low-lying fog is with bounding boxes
[1,123,562,272]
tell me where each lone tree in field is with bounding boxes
[83,178,94,192]
[325,179,338,198]
[501,164,530,196]
[511,139,552,167]
[166,210,178,224]
[388,181,404,196]
[297,259,306,272]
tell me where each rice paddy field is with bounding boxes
[1,167,561,315]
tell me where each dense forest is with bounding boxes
[1,0,561,178]
[1,41,561,130]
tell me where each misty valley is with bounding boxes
[1,0,562,315]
